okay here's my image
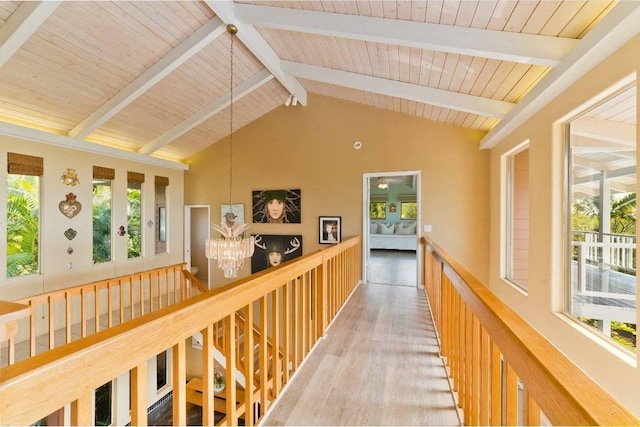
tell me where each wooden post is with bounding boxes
[173,339,186,426]
[131,363,148,426]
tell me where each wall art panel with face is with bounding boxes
[252,189,301,223]
[251,234,303,273]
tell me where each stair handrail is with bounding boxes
[422,237,639,426]
[0,236,362,426]
[1,263,205,367]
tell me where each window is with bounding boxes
[7,153,42,278]
[369,202,386,219]
[127,172,144,259]
[155,176,168,254]
[93,166,114,264]
[566,84,636,353]
[156,351,167,390]
[504,145,530,290]
[400,202,417,219]
[94,381,112,426]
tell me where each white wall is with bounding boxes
[0,135,186,301]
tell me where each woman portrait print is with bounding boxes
[251,234,303,273]
[252,189,302,223]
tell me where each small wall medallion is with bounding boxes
[64,228,77,240]
[67,246,74,255]
[61,168,79,187]
[118,225,126,236]
[59,193,82,219]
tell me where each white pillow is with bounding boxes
[379,223,395,235]
[370,222,379,234]
[395,225,413,235]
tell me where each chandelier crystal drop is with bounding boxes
[206,24,255,278]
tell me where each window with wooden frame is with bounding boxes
[7,152,42,278]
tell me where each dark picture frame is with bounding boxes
[252,189,302,223]
[251,234,303,273]
[319,216,341,244]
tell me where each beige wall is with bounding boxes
[489,34,640,414]
[184,93,490,287]
[0,136,185,301]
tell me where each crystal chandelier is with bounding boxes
[206,24,255,278]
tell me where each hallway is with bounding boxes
[368,249,418,287]
[261,282,460,426]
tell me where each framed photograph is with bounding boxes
[251,234,303,273]
[252,189,301,223]
[319,216,341,244]
[220,203,245,229]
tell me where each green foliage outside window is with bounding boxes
[95,381,112,426]
[127,187,142,258]
[93,182,112,264]
[7,174,39,277]
[369,202,386,219]
[401,202,417,219]
[573,192,636,353]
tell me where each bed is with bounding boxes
[369,222,418,251]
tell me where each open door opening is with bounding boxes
[184,205,210,289]
[363,171,422,288]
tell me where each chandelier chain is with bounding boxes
[229,30,234,208]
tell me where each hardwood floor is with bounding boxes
[368,249,417,287]
[262,282,461,426]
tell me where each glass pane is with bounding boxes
[93,179,112,263]
[7,174,40,277]
[155,183,167,254]
[127,184,142,259]
[567,85,636,353]
[369,202,386,219]
[94,381,112,426]
[506,148,529,290]
[400,202,417,219]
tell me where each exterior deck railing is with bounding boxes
[0,236,361,426]
[422,237,639,426]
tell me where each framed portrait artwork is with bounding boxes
[252,189,301,223]
[220,203,245,229]
[251,234,303,273]
[319,216,341,244]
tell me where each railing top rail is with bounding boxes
[14,262,188,304]
[422,237,639,426]
[0,236,360,425]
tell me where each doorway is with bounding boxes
[184,205,210,288]
[362,171,422,288]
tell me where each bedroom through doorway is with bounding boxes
[363,171,421,288]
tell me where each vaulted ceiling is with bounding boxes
[0,1,638,169]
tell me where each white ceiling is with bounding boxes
[0,1,639,170]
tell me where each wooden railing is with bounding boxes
[0,263,204,368]
[422,237,639,426]
[0,236,361,426]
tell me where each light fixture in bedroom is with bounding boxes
[377,178,388,189]
[206,24,255,278]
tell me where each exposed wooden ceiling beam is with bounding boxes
[0,121,186,170]
[282,60,514,119]
[138,69,273,155]
[571,117,636,148]
[479,1,640,149]
[204,0,307,105]
[0,1,61,67]
[69,17,227,140]
[235,3,577,67]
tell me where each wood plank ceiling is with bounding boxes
[0,1,638,168]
